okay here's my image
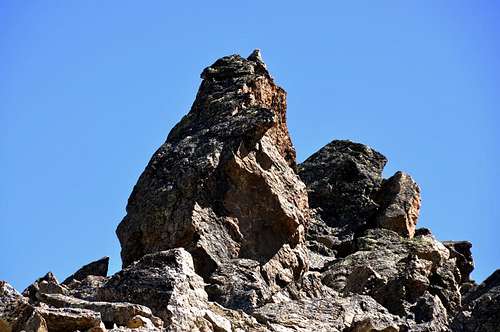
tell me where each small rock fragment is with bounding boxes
[126,315,155,329]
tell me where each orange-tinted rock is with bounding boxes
[375,171,421,238]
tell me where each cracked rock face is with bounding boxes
[97,249,207,327]
[298,140,387,241]
[451,269,500,332]
[116,51,309,291]
[62,256,109,285]
[2,50,499,332]
[375,171,421,239]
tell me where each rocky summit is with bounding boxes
[1,50,499,332]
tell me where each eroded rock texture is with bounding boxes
[298,140,387,240]
[62,256,109,285]
[451,270,500,332]
[2,51,498,332]
[115,49,309,311]
[375,172,421,239]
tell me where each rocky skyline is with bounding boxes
[1,50,498,332]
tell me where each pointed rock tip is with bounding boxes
[247,49,264,63]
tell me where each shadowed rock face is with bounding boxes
[2,50,499,332]
[451,269,500,332]
[62,257,109,285]
[298,140,387,239]
[443,240,474,285]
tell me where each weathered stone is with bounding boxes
[0,281,33,332]
[253,292,402,331]
[37,292,162,328]
[203,310,232,332]
[22,272,67,304]
[22,310,48,332]
[206,258,272,311]
[3,50,499,332]
[36,307,102,332]
[62,256,109,285]
[65,275,109,301]
[451,269,500,332]
[116,52,309,307]
[321,228,460,324]
[410,292,448,326]
[299,140,387,240]
[375,171,421,238]
[97,249,209,329]
[126,315,155,329]
[443,240,474,284]
[206,302,268,332]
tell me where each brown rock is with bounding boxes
[65,275,109,301]
[4,50,498,332]
[98,249,209,329]
[37,292,162,328]
[126,315,155,329]
[22,311,48,332]
[115,51,309,303]
[0,281,33,332]
[36,307,102,332]
[22,272,67,304]
[375,171,421,238]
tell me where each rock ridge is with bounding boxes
[1,50,498,332]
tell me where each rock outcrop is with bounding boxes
[451,269,500,332]
[116,49,309,310]
[298,140,387,241]
[1,50,498,332]
[62,257,109,285]
[375,171,421,239]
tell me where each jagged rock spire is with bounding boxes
[116,51,309,307]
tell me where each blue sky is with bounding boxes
[1,1,499,290]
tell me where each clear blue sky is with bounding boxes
[1,1,499,291]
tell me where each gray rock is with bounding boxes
[443,240,474,285]
[97,249,212,329]
[22,272,67,304]
[37,292,163,329]
[65,275,109,301]
[0,281,34,332]
[3,50,499,332]
[451,269,500,332]
[62,256,109,285]
[298,140,387,242]
[321,229,459,326]
[116,51,309,303]
[253,292,402,331]
[36,307,103,332]
[206,258,272,311]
